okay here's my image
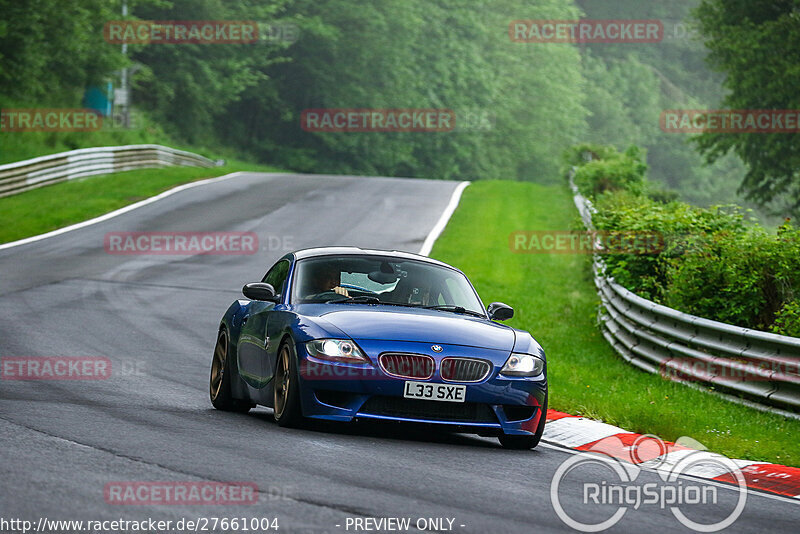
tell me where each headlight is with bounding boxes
[306,339,369,363]
[500,353,544,377]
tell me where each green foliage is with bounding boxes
[773,300,800,338]
[573,142,800,335]
[130,0,291,146]
[644,181,681,204]
[574,1,770,217]
[562,142,619,170]
[2,0,765,204]
[665,226,800,331]
[0,100,174,163]
[0,0,124,101]
[693,0,800,214]
[576,0,724,102]
[572,145,647,198]
[35,0,582,182]
[579,51,661,149]
[593,192,747,301]
[252,0,586,181]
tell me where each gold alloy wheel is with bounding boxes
[274,344,291,419]
[210,330,227,401]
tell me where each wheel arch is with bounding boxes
[215,303,252,402]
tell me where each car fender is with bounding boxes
[218,299,253,400]
[510,329,546,362]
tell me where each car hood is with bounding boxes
[294,304,516,351]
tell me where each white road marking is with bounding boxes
[0,171,248,251]
[419,181,470,256]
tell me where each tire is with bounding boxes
[273,339,304,427]
[210,327,253,413]
[499,392,548,450]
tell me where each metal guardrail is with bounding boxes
[0,145,220,198]
[569,168,800,416]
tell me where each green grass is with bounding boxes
[431,180,800,466]
[0,106,175,164]
[0,160,283,244]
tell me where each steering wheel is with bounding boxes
[307,290,341,301]
[340,283,377,295]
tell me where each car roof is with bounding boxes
[291,247,458,271]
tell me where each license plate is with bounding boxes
[403,381,466,403]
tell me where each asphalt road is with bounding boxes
[1,172,798,534]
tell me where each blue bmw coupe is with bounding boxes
[210,247,548,449]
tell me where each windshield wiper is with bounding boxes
[326,295,382,304]
[422,305,486,318]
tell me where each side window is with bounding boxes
[262,259,291,296]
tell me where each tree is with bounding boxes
[694,0,800,213]
[129,0,292,145]
[575,0,752,210]
[253,0,586,181]
[0,0,124,103]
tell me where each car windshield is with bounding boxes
[291,255,486,316]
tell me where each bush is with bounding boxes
[572,145,647,198]
[665,227,800,329]
[592,192,747,301]
[565,141,800,336]
[773,300,800,337]
[645,181,680,204]
[562,143,621,169]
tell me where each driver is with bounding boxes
[307,262,349,298]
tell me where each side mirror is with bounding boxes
[487,302,514,321]
[242,282,278,302]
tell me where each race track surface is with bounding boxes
[1,172,798,533]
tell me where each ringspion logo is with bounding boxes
[104,21,258,44]
[300,109,456,132]
[551,435,747,532]
[104,232,259,255]
[510,20,663,43]
[0,109,101,132]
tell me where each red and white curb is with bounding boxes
[543,409,800,499]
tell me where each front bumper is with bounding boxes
[295,339,547,436]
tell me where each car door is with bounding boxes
[236,258,291,388]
